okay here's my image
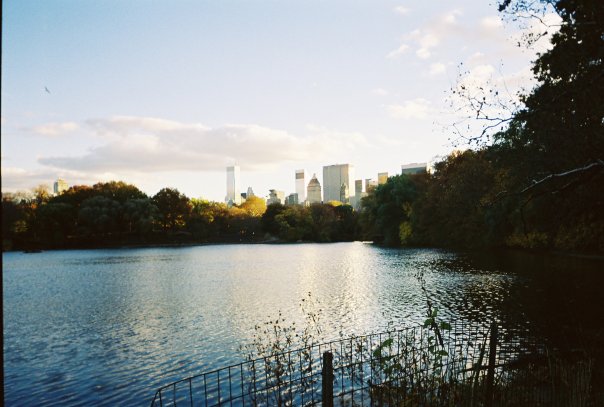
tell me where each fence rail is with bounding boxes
[150,321,598,406]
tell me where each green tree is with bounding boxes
[413,151,501,248]
[123,198,159,236]
[261,203,286,237]
[360,174,426,246]
[274,206,313,242]
[92,181,148,204]
[36,202,75,246]
[78,196,122,236]
[152,188,191,231]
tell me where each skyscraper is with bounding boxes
[401,163,428,174]
[355,179,363,196]
[226,165,241,205]
[307,174,322,204]
[267,189,285,205]
[295,169,306,203]
[365,178,378,193]
[53,178,68,195]
[322,164,354,203]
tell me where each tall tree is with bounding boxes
[152,188,191,231]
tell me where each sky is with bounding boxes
[1,0,557,202]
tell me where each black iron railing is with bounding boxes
[150,321,598,406]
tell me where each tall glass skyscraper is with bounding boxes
[226,165,241,205]
[322,164,354,203]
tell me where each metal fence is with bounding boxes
[150,321,599,406]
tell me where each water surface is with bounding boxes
[3,243,603,406]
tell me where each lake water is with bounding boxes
[3,243,603,406]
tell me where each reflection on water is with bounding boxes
[3,243,603,406]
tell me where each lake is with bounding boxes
[3,243,603,406]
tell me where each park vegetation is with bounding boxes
[2,0,602,254]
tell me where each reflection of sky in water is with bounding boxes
[3,244,603,406]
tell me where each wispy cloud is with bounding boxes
[387,99,433,120]
[394,6,410,16]
[31,122,79,136]
[388,10,462,61]
[386,44,410,59]
[35,116,366,174]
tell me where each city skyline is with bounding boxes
[1,1,558,201]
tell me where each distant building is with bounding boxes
[53,178,68,195]
[226,166,242,205]
[247,187,255,197]
[307,174,322,204]
[355,180,363,196]
[295,169,306,203]
[351,179,364,209]
[365,178,378,193]
[285,193,299,206]
[401,163,428,174]
[267,189,285,205]
[378,172,388,185]
[323,164,354,203]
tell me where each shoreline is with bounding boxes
[6,239,604,260]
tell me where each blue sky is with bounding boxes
[1,1,556,202]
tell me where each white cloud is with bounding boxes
[387,99,433,120]
[31,121,79,136]
[480,16,503,31]
[391,10,461,61]
[442,9,462,25]
[387,43,410,59]
[428,62,446,76]
[0,166,97,192]
[416,48,431,59]
[394,6,410,16]
[35,116,366,174]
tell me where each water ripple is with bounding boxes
[3,244,603,406]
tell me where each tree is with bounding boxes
[360,174,426,246]
[123,198,159,236]
[261,203,286,237]
[152,188,191,231]
[92,181,148,204]
[78,196,122,236]
[240,196,267,217]
[413,151,503,248]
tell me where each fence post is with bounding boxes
[322,351,334,407]
[485,322,498,407]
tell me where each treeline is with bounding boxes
[360,152,603,253]
[1,182,359,251]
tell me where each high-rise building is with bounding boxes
[401,163,428,174]
[295,169,306,203]
[285,193,298,206]
[53,178,68,195]
[350,179,364,209]
[226,165,241,205]
[365,179,378,194]
[322,164,354,203]
[307,174,322,204]
[247,187,255,197]
[355,180,363,196]
[378,172,388,185]
[267,189,285,205]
